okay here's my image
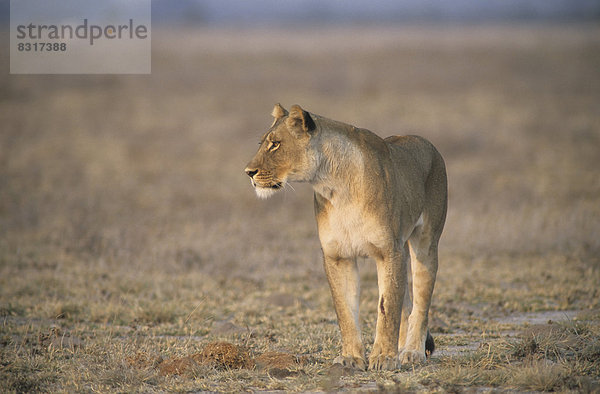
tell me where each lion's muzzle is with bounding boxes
[245,168,258,179]
[244,167,283,198]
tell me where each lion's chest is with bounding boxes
[316,203,386,259]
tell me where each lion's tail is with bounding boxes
[425,330,435,358]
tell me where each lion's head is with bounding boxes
[244,104,317,199]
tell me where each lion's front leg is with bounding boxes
[322,254,366,370]
[369,247,407,370]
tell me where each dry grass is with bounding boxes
[1,23,599,392]
[425,320,600,392]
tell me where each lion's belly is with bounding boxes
[317,206,387,259]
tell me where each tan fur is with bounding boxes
[245,104,447,370]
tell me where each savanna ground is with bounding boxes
[1,24,600,392]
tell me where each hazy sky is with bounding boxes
[2,0,599,27]
[151,0,600,25]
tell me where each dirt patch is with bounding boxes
[494,310,581,326]
[255,351,305,377]
[157,341,254,376]
[36,326,82,351]
[210,320,246,335]
[48,335,82,350]
[154,343,306,378]
[264,293,302,308]
[255,351,298,370]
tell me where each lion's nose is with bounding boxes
[245,168,258,178]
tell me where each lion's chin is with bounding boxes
[254,186,279,199]
[250,178,284,199]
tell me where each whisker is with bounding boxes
[281,182,295,202]
[285,183,296,193]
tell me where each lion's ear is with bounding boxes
[286,104,315,135]
[272,103,288,120]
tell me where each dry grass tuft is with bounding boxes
[126,351,163,370]
[506,360,569,392]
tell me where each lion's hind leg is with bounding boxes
[399,226,439,365]
[398,259,435,360]
[400,146,447,365]
[398,254,412,352]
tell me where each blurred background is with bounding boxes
[0,0,599,326]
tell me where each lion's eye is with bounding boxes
[268,141,281,152]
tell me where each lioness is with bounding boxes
[245,104,447,370]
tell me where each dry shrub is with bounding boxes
[198,341,255,370]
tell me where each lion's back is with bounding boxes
[384,134,436,155]
[384,135,439,176]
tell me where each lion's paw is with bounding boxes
[399,349,426,365]
[333,355,367,371]
[368,353,398,371]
